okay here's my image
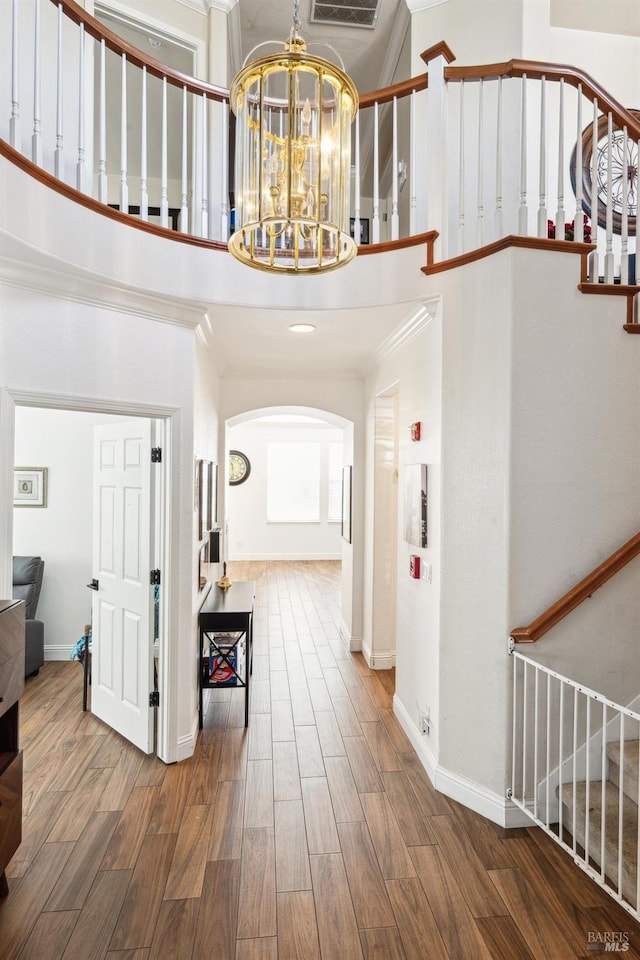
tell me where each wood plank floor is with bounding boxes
[3,559,640,959]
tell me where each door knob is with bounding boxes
[87,578,99,591]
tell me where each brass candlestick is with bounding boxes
[217,561,232,591]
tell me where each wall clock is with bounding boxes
[570,110,639,234]
[229,450,251,486]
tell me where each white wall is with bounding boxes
[0,281,199,765]
[13,407,139,659]
[365,300,443,758]
[226,420,343,561]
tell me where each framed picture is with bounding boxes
[403,464,428,548]
[198,459,213,541]
[14,467,48,508]
[349,217,370,245]
[341,465,352,544]
[211,462,219,526]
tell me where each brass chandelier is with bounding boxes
[228,0,359,274]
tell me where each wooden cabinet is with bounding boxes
[0,599,25,896]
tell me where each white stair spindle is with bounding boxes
[54,3,64,179]
[32,0,42,165]
[140,66,148,221]
[621,126,629,284]
[533,668,539,820]
[10,0,20,149]
[589,100,599,282]
[476,78,484,247]
[495,76,503,240]
[354,110,361,246]
[558,682,564,841]
[571,686,578,854]
[458,82,465,253]
[120,54,128,214]
[618,718,624,896]
[161,78,168,227]
[555,78,565,239]
[518,74,528,234]
[201,93,208,238]
[545,672,551,828]
[76,23,86,193]
[604,112,614,283]
[522,662,528,804]
[372,101,380,243]
[220,99,229,240]
[600,703,607,881]
[537,76,547,237]
[98,39,107,203]
[410,89,417,236]
[391,97,399,240]
[574,85,583,241]
[585,697,591,862]
[181,86,188,233]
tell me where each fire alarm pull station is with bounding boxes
[411,422,421,441]
[409,555,421,579]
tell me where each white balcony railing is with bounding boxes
[0,0,638,282]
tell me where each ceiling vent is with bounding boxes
[310,0,381,29]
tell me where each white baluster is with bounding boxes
[621,126,629,284]
[604,112,614,283]
[98,39,107,203]
[201,94,208,238]
[585,697,591,862]
[618,717,625,895]
[537,76,547,237]
[220,99,229,239]
[120,54,128,214]
[533,669,539,821]
[181,86,188,233]
[558,682,564,841]
[354,110,361,246]
[495,77,503,240]
[10,0,20,149]
[161,78,168,228]
[32,0,42,164]
[458,82,465,253]
[545,672,551,828]
[554,78,564,239]
[76,24,86,193]
[589,100,599,282]
[140,66,148,221]
[54,3,64,179]
[372,101,380,243]
[518,74,528,234]
[476,78,484,247]
[522,662,528,804]
[391,97,399,240]
[600,703,607,881]
[571,687,578,853]
[574,85,583,241]
[409,90,417,236]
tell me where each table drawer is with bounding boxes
[0,651,24,720]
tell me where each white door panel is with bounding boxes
[92,420,154,753]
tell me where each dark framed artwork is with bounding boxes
[403,463,428,548]
[341,465,352,544]
[349,217,370,245]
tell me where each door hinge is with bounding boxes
[149,691,160,708]
[150,569,161,585]
[151,447,162,463]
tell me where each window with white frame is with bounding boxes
[267,441,321,522]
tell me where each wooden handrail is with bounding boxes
[510,532,640,643]
[445,59,640,138]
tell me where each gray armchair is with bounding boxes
[12,556,45,677]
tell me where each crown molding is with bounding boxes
[405,0,451,12]
[204,0,239,12]
[374,298,439,365]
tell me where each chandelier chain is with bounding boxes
[293,0,301,37]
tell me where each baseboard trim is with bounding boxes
[177,714,198,762]
[339,618,361,653]
[361,637,395,669]
[45,644,74,661]
[393,695,531,829]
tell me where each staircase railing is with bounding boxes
[0,0,638,278]
[510,531,640,919]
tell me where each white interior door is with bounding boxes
[92,420,154,753]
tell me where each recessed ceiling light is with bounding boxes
[289,323,317,334]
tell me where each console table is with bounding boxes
[0,599,25,897]
[198,581,255,729]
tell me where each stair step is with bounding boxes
[560,780,639,906]
[607,740,640,806]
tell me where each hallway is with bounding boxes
[2,560,640,959]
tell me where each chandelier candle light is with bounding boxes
[228,0,359,273]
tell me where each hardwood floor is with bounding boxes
[2,559,640,959]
